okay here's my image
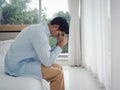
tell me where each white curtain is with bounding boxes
[81,0,111,90]
[67,0,81,66]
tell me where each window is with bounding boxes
[0,0,40,31]
[0,0,70,59]
[0,0,40,24]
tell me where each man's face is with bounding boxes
[52,29,66,38]
[51,25,66,38]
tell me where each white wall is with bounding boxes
[111,0,120,90]
[0,33,18,40]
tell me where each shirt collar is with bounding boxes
[42,22,51,37]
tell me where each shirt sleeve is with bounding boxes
[29,30,62,67]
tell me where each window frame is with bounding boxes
[58,53,69,60]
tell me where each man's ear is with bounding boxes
[54,24,59,30]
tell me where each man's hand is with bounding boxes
[56,32,68,48]
[52,63,63,70]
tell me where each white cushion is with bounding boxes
[0,66,50,90]
[0,40,14,66]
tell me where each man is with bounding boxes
[4,17,69,90]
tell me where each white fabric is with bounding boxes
[81,0,111,90]
[0,40,14,66]
[67,0,81,66]
[0,66,50,90]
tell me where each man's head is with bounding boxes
[49,17,69,37]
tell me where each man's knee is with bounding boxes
[56,69,64,79]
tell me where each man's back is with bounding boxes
[4,23,50,80]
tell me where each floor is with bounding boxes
[63,66,106,90]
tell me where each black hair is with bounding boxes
[50,17,69,34]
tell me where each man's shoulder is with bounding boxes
[27,23,47,30]
[27,23,42,29]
